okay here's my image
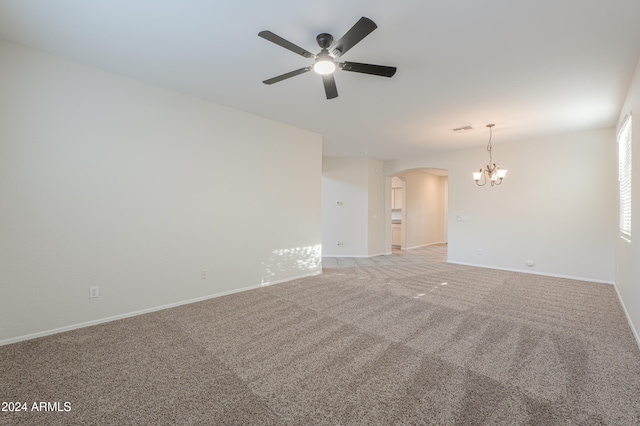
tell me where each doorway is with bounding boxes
[390,168,448,252]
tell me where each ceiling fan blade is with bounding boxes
[330,17,377,58]
[322,74,338,99]
[258,31,315,58]
[341,62,397,77]
[263,67,312,85]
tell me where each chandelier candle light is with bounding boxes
[472,124,507,186]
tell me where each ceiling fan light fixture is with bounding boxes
[313,59,336,75]
[313,50,336,75]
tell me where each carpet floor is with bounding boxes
[1,246,639,425]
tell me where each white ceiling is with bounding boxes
[1,1,639,161]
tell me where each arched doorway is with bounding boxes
[389,168,448,253]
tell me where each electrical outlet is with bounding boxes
[201,269,207,280]
[89,286,99,298]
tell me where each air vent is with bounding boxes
[453,125,473,133]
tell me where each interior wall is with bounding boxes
[441,176,449,243]
[397,170,447,249]
[616,56,640,345]
[322,157,385,257]
[321,157,369,257]
[385,127,616,284]
[367,159,385,256]
[0,39,323,344]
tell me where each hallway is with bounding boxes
[322,244,447,268]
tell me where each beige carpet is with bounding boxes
[2,247,640,425]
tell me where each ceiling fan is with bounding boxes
[258,17,397,100]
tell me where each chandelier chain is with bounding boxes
[486,125,493,165]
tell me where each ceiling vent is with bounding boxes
[453,125,474,133]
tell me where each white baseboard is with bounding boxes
[449,261,638,349]
[0,270,321,347]
[405,244,429,250]
[404,242,447,250]
[323,254,370,258]
[367,252,386,257]
[323,252,393,258]
[447,261,615,285]
[612,284,640,351]
[260,270,321,286]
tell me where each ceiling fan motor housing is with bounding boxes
[316,33,334,49]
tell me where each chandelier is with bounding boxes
[472,124,507,186]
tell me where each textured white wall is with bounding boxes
[400,171,447,249]
[321,157,369,257]
[367,159,385,256]
[322,157,385,257]
[440,176,449,243]
[0,39,322,343]
[386,127,616,283]
[616,56,640,345]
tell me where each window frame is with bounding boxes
[618,113,632,241]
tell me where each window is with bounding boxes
[618,114,632,240]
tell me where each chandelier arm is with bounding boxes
[475,168,487,186]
